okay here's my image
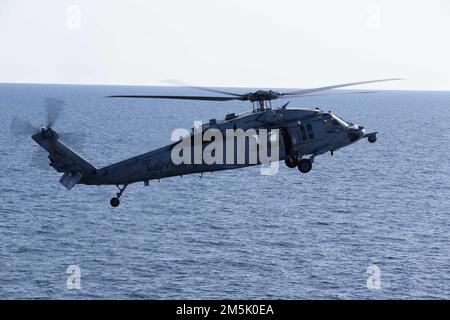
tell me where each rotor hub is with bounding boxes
[246,90,280,102]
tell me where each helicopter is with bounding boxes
[26,79,397,207]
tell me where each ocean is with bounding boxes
[0,83,449,299]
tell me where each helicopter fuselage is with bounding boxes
[79,107,372,186]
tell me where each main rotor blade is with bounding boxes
[281,78,402,97]
[278,90,378,99]
[163,79,245,98]
[108,95,245,101]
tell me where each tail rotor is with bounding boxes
[10,98,86,171]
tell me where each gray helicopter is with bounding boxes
[28,79,396,207]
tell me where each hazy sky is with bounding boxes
[0,0,449,90]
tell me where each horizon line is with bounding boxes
[0,81,449,93]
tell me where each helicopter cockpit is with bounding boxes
[323,113,348,132]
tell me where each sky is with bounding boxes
[0,0,449,90]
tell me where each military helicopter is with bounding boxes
[24,79,397,207]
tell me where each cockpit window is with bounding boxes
[332,115,350,127]
[323,114,345,131]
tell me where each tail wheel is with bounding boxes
[110,197,120,207]
[285,158,298,168]
[298,159,312,173]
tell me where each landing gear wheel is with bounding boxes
[110,197,120,207]
[109,184,128,207]
[285,158,298,168]
[298,159,312,173]
[368,135,377,143]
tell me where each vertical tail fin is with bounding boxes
[32,128,96,189]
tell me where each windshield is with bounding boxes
[331,114,349,127]
[323,113,347,131]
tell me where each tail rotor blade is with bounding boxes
[45,98,65,128]
[30,148,52,171]
[10,117,39,136]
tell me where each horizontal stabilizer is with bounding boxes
[59,172,82,190]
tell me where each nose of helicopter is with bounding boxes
[347,125,365,142]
